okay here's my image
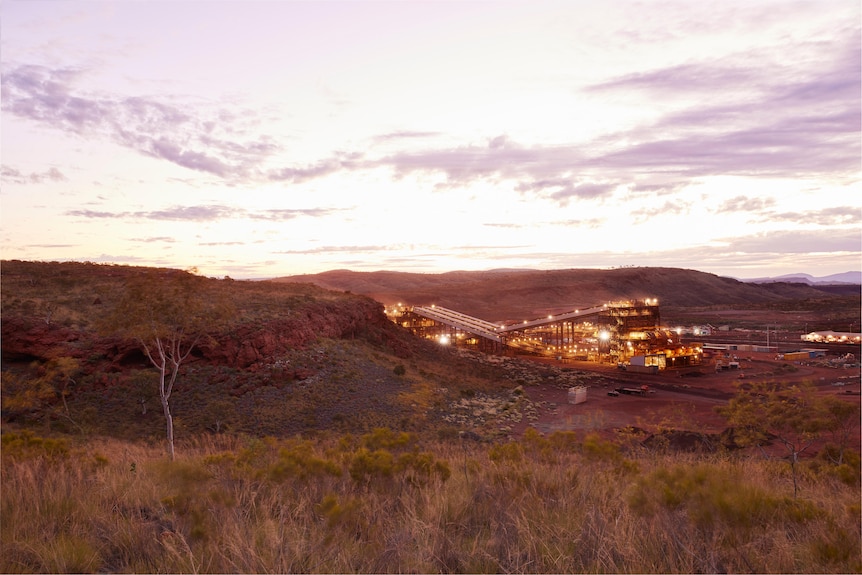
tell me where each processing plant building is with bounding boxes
[389,299,703,370]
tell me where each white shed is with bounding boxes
[568,386,587,405]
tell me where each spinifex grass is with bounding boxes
[2,427,859,574]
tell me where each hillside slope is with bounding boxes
[0,260,414,368]
[276,267,840,321]
[0,260,526,439]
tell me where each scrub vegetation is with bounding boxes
[2,260,860,573]
[1,428,859,573]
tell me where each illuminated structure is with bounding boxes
[388,299,703,369]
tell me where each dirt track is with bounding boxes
[512,352,861,446]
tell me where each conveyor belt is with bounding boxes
[411,305,502,343]
[497,305,607,332]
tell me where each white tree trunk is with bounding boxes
[141,333,197,462]
[158,363,175,460]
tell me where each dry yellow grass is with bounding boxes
[2,427,859,574]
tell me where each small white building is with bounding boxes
[568,386,587,405]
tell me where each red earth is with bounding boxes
[511,351,861,451]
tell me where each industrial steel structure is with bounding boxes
[388,299,703,369]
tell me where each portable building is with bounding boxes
[568,386,587,405]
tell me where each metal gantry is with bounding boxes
[392,299,694,365]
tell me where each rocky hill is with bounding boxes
[275,267,843,321]
[0,260,414,370]
[0,260,525,439]
[2,260,857,441]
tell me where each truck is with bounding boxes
[615,385,650,396]
[622,364,659,375]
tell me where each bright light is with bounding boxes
[599,330,610,341]
[439,334,450,345]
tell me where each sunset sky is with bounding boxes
[2,1,860,279]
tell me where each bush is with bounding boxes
[263,441,342,482]
[349,448,394,484]
[1,430,69,461]
[629,462,822,530]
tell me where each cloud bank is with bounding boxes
[4,24,857,202]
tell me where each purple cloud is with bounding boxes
[586,60,761,96]
[585,32,860,180]
[712,196,776,214]
[129,237,176,243]
[266,153,363,183]
[2,165,67,184]
[65,209,119,219]
[274,245,392,255]
[2,65,278,180]
[372,131,441,143]
[250,208,340,220]
[65,205,339,222]
[723,229,861,254]
[631,200,691,220]
[762,206,862,226]
[367,29,859,198]
[3,22,857,200]
[144,206,235,220]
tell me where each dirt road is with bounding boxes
[512,352,861,444]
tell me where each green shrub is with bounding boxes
[316,494,368,539]
[581,433,619,460]
[395,451,451,485]
[263,441,342,482]
[360,427,416,451]
[488,441,523,463]
[349,448,394,483]
[813,444,862,485]
[629,462,822,530]
[37,534,103,573]
[810,522,862,570]
[1,430,69,461]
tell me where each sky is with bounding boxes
[1,0,860,279]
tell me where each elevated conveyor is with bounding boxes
[397,299,679,365]
[498,305,608,333]
[410,305,502,343]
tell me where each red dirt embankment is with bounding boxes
[1,297,413,374]
[201,298,412,368]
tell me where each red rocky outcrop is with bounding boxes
[2,295,412,372]
[203,297,411,368]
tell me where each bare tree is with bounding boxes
[819,396,860,465]
[717,380,827,498]
[104,270,233,459]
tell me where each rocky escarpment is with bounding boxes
[201,297,414,369]
[1,295,414,373]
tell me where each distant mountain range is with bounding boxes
[741,272,861,285]
[275,267,856,321]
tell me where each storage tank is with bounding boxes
[568,386,587,405]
